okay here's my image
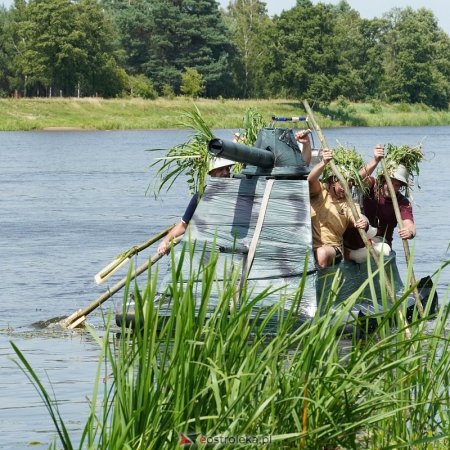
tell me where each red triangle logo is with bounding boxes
[179,432,193,446]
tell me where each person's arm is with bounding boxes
[157,192,198,255]
[307,148,332,194]
[295,130,312,166]
[157,221,188,255]
[353,216,369,230]
[396,197,416,240]
[360,145,384,182]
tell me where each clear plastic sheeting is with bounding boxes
[154,177,430,329]
[158,176,317,324]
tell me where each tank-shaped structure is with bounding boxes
[154,127,437,329]
[154,127,316,327]
[117,126,437,330]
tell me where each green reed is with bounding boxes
[12,244,450,449]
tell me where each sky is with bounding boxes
[219,0,450,36]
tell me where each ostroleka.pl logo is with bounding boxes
[179,432,272,446]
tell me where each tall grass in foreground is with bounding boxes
[12,246,450,449]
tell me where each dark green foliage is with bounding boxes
[12,0,126,97]
[380,7,450,108]
[101,0,153,75]
[137,0,235,97]
[1,0,450,107]
[0,7,13,97]
[266,0,338,101]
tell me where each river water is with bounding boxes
[1,126,449,448]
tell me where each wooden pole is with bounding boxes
[61,239,180,329]
[302,100,411,335]
[380,159,424,317]
[94,224,175,284]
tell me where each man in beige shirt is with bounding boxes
[308,149,368,268]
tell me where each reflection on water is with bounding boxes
[0,127,449,448]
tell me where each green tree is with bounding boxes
[381,7,450,108]
[327,1,367,101]
[0,6,15,96]
[180,67,205,98]
[429,31,450,109]
[143,0,235,97]
[14,0,126,97]
[266,0,338,102]
[101,0,152,76]
[356,17,390,100]
[223,0,273,98]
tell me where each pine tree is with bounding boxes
[143,0,235,97]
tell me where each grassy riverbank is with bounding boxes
[1,97,450,131]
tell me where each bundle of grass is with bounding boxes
[377,143,425,196]
[150,104,214,197]
[150,105,268,198]
[237,107,266,146]
[321,145,366,193]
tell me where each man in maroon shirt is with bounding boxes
[343,145,416,262]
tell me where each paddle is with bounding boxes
[94,224,175,284]
[380,159,424,317]
[61,239,181,329]
[302,100,411,334]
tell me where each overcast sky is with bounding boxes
[219,0,450,35]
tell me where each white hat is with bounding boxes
[391,164,408,185]
[208,157,234,174]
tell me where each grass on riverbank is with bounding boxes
[1,97,450,131]
[11,244,450,449]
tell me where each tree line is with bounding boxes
[1,0,450,109]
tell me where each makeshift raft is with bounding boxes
[116,127,437,330]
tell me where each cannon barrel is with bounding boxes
[208,138,275,169]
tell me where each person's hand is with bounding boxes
[295,130,311,145]
[321,148,332,164]
[399,228,414,240]
[157,239,170,255]
[355,216,368,230]
[374,144,384,161]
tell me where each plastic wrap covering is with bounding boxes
[158,177,317,326]
[154,177,421,330]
